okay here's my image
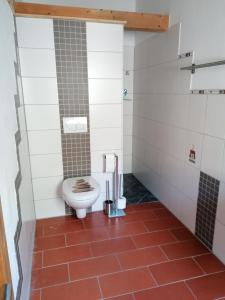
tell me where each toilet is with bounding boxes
[62,176,100,219]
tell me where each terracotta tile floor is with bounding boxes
[30,202,225,300]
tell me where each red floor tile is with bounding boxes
[187,271,225,300]
[194,253,225,274]
[35,225,43,238]
[32,264,69,289]
[108,295,134,300]
[132,230,176,248]
[107,222,147,238]
[30,205,225,300]
[99,267,156,298]
[83,213,125,229]
[42,278,101,300]
[69,254,120,280]
[162,239,209,259]
[170,227,194,241]
[134,282,195,300]
[33,252,42,269]
[43,220,84,236]
[43,244,92,266]
[151,208,174,218]
[123,210,157,223]
[144,216,182,231]
[66,228,109,246]
[35,234,65,251]
[125,205,136,213]
[149,258,203,284]
[91,237,135,257]
[30,289,41,300]
[117,246,167,269]
[37,215,75,226]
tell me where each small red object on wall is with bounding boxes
[189,147,196,163]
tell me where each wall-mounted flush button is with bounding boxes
[63,117,87,133]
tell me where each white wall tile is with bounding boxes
[91,150,122,173]
[213,220,225,264]
[124,71,134,94]
[124,46,134,70]
[180,196,197,233]
[205,95,225,139]
[30,154,63,178]
[160,154,184,192]
[22,77,58,105]
[123,155,132,174]
[25,105,60,131]
[166,94,189,128]
[123,116,133,136]
[32,176,63,200]
[35,198,65,219]
[221,151,225,183]
[217,182,225,226]
[123,135,132,155]
[185,131,203,169]
[28,130,62,155]
[123,100,133,116]
[88,52,123,79]
[182,164,200,203]
[86,22,123,52]
[90,104,122,128]
[88,79,122,104]
[201,135,224,180]
[134,24,180,70]
[16,17,54,49]
[19,48,56,77]
[188,94,207,133]
[90,128,122,151]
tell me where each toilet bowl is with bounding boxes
[62,176,100,219]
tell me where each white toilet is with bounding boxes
[62,176,100,219]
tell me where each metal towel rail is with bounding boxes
[180,60,225,74]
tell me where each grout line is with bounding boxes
[147,266,158,287]
[97,276,104,300]
[184,281,198,300]
[67,263,71,282]
[89,243,94,257]
[192,256,206,274]
[41,250,43,269]
[115,254,123,271]
[158,245,170,261]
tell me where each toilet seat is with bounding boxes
[62,176,100,202]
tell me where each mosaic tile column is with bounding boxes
[53,20,91,180]
[195,172,220,249]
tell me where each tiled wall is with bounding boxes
[123,33,134,174]
[0,3,35,298]
[196,172,219,249]
[53,20,91,179]
[17,17,65,219]
[87,22,123,211]
[17,17,124,217]
[133,23,225,264]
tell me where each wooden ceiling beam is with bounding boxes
[14,2,169,32]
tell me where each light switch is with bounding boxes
[63,117,88,133]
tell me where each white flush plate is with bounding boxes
[63,117,88,133]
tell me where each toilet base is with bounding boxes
[76,208,87,219]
